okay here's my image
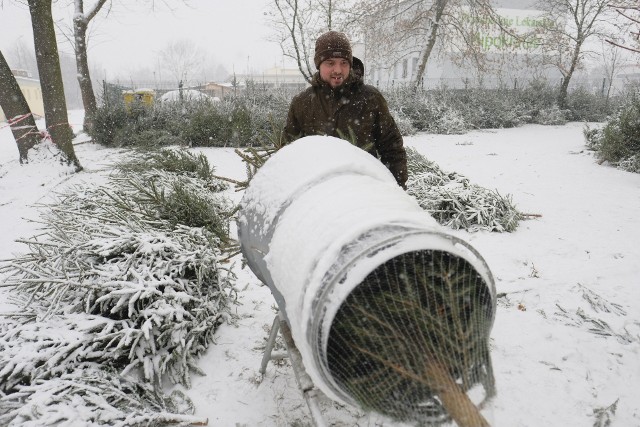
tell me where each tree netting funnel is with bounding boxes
[238,136,496,425]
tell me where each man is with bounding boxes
[283,31,407,189]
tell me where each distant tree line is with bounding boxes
[1,0,639,169]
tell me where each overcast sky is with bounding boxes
[0,0,287,79]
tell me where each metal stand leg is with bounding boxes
[260,312,327,427]
[260,314,281,375]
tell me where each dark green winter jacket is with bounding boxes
[283,72,408,188]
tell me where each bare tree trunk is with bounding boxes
[28,0,82,171]
[414,0,448,89]
[0,50,40,163]
[275,0,314,83]
[537,0,612,110]
[558,40,583,109]
[73,0,103,134]
[271,0,360,84]
[424,358,491,427]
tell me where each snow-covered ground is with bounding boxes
[1,112,639,426]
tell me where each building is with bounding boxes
[362,1,559,89]
[0,69,44,122]
[197,81,243,98]
[184,68,307,99]
[236,67,308,91]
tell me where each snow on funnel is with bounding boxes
[238,136,496,425]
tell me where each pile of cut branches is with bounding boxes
[234,142,523,232]
[0,148,236,425]
[406,147,523,232]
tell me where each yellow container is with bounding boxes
[123,89,155,107]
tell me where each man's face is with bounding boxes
[319,58,351,88]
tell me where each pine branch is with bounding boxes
[554,304,635,344]
[0,153,240,424]
[592,398,619,427]
[576,283,626,316]
[406,147,523,232]
[0,366,206,426]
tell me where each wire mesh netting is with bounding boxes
[326,249,495,426]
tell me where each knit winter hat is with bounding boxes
[314,31,353,69]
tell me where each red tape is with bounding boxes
[2,114,79,144]
[1,113,33,130]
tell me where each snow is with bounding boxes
[1,112,639,426]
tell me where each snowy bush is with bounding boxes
[91,80,621,149]
[406,148,523,232]
[390,108,417,136]
[214,102,256,146]
[516,79,567,124]
[385,86,432,130]
[531,104,567,125]
[565,86,610,122]
[382,80,621,134]
[385,85,528,132]
[166,95,286,148]
[401,86,470,133]
[89,101,186,148]
[617,154,640,173]
[585,96,640,173]
[91,85,291,148]
[239,82,291,145]
[434,107,469,134]
[90,102,130,147]
[516,78,559,119]
[172,102,226,147]
[455,88,527,129]
[385,87,470,134]
[584,124,604,152]
[126,128,183,148]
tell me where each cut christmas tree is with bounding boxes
[327,249,495,425]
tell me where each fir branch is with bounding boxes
[576,283,627,316]
[0,366,206,426]
[1,224,236,387]
[0,150,239,424]
[230,145,280,190]
[115,146,227,192]
[554,304,635,344]
[406,147,523,232]
[592,398,619,427]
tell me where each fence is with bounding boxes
[379,75,637,96]
[102,74,637,106]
